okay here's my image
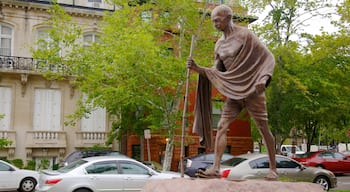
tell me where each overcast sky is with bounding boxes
[249,1,341,36]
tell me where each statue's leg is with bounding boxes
[198,99,239,177]
[246,93,277,181]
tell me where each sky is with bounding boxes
[249,1,341,37]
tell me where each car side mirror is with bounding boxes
[148,170,155,176]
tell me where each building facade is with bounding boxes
[0,0,254,171]
[0,0,117,168]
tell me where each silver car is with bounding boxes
[220,153,337,191]
[0,160,39,192]
[36,156,188,192]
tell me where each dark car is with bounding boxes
[60,150,127,167]
[181,153,234,177]
[293,151,350,175]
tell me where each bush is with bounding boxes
[11,159,24,169]
[25,160,36,170]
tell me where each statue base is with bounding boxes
[141,178,324,192]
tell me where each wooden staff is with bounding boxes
[180,35,196,177]
[180,1,210,178]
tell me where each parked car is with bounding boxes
[36,156,188,192]
[181,152,234,177]
[293,151,350,175]
[220,153,337,191]
[0,159,39,192]
[341,150,350,158]
[281,145,305,157]
[59,149,127,167]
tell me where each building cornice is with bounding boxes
[0,0,114,19]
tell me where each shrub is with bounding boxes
[11,159,24,169]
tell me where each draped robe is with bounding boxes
[193,25,275,149]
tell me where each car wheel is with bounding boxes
[18,177,37,192]
[74,188,92,192]
[314,175,330,191]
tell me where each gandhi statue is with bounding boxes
[187,4,277,180]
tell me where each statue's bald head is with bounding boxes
[211,4,233,20]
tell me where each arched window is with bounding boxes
[83,33,100,46]
[0,24,13,56]
[36,28,62,56]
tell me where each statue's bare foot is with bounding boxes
[195,168,221,178]
[265,170,278,181]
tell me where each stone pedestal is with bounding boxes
[141,178,324,192]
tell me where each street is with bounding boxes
[332,174,350,191]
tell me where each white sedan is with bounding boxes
[0,160,39,192]
[36,156,189,192]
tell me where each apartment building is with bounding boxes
[0,0,117,167]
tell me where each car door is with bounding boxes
[318,152,338,171]
[0,161,17,189]
[276,156,307,182]
[119,161,151,192]
[249,157,270,179]
[85,160,124,192]
[333,152,350,173]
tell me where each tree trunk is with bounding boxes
[162,137,174,171]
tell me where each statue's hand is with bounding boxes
[187,57,205,76]
[255,76,269,94]
[186,58,198,70]
[255,83,266,94]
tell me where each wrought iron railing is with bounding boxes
[0,55,68,73]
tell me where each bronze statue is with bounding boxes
[187,4,277,180]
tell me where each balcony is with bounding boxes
[0,55,68,74]
[25,131,67,148]
[0,131,16,148]
[75,131,108,148]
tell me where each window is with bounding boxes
[0,162,11,171]
[276,156,299,168]
[37,28,51,50]
[0,87,12,131]
[33,89,61,131]
[80,95,106,132]
[132,144,141,161]
[36,28,62,57]
[333,152,345,160]
[197,147,206,154]
[120,161,148,175]
[86,161,118,174]
[83,33,100,46]
[0,24,12,56]
[212,100,223,129]
[140,11,152,22]
[250,157,270,169]
[319,152,333,159]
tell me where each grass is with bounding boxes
[331,190,350,192]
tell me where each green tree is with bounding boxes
[32,1,218,170]
[240,0,346,152]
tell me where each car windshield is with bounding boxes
[295,152,314,158]
[222,157,247,167]
[284,146,302,152]
[57,159,88,173]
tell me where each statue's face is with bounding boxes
[211,11,229,31]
